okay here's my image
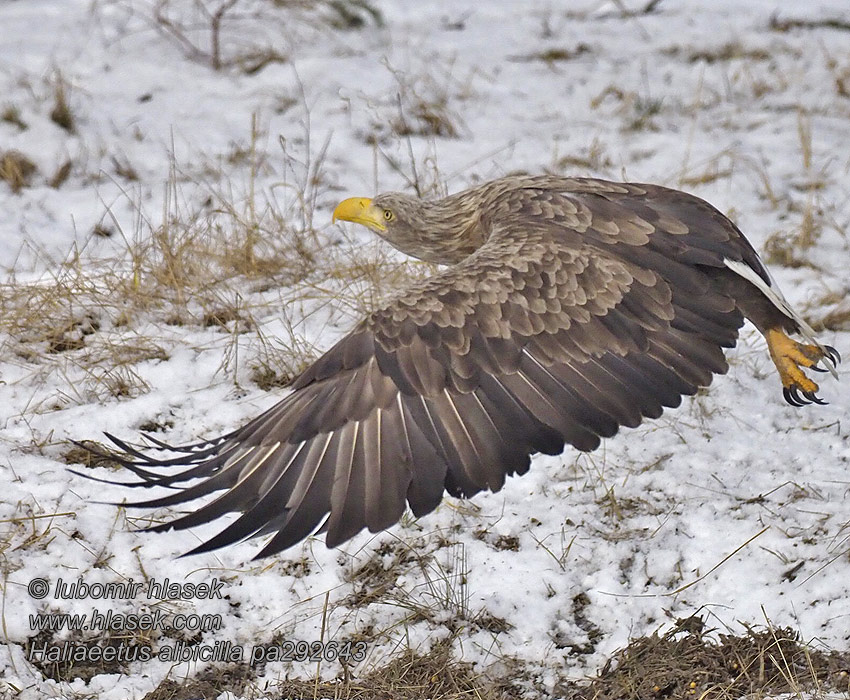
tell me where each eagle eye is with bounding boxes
[383,209,395,221]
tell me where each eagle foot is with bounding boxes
[766,329,836,406]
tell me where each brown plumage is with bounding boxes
[86,175,840,557]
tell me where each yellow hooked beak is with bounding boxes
[332,197,387,232]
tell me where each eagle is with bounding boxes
[88,175,840,558]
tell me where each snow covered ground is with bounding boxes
[1,1,849,698]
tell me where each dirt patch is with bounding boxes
[559,616,850,699]
[141,664,254,700]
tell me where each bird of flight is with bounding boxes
[86,175,840,558]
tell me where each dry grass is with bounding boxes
[1,150,72,194]
[589,84,664,132]
[565,617,850,700]
[0,112,432,420]
[49,159,73,189]
[508,43,592,64]
[115,617,850,699]
[807,290,850,332]
[388,83,463,140]
[814,306,850,332]
[769,15,850,33]
[323,0,384,30]
[114,0,381,73]
[0,223,422,407]
[340,536,488,636]
[272,637,493,700]
[360,58,470,145]
[137,0,282,72]
[140,637,495,700]
[549,137,614,176]
[1,104,27,130]
[0,150,38,193]
[762,229,820,269]
[49,72,75,133]
[663,40,771,64]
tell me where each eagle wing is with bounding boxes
[107,180,756,557]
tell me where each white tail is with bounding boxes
[723,258,838,378]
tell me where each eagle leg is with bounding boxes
[765,328,836,406]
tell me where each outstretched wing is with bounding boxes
[99,180,752,557]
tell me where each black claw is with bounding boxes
[802,390,827,405]
[824,345,841,366]
[783,384,828,407]
[811,364,827,373]
[784,385,813,407]
[783,386,804,406]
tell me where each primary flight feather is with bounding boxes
[85,175,840,557]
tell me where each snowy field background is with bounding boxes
[1,1,849,698]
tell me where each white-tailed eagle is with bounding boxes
[84,175,840,557]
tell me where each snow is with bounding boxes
[1,0,849,698]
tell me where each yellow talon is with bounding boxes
[765,328,830,406]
